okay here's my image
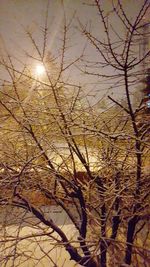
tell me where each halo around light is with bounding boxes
[35,64,45,75]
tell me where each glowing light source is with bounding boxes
[35,64,45,75]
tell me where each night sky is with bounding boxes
[0,0,143,55]
[0,0,145,102]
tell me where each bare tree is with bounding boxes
[78,0,150,266]
[0,1,149,267]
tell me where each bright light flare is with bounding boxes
[35,64,45,75]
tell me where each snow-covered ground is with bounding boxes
[0,206,81,267]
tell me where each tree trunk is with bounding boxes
[100,204,107,267]
[124,215,138,265]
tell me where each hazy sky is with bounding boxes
[0,1,95,56]
[0,1,63,60]
[0,0,144,58]
[0,0,147,103]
